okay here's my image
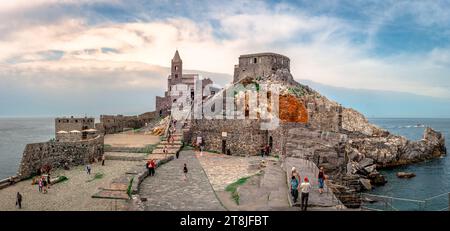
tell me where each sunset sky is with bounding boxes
[1,0,450,117]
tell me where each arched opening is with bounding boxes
[253,57,257,63]
[269,136,273,152]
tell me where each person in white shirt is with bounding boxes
[300,177,311,211]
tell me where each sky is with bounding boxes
[0,0,450,117]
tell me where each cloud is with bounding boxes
[0,0,449,116]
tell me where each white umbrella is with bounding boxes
[57,131,68,134]
[83,128,97,132]
[69,130,81,133]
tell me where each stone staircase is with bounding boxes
[92,119,186,206]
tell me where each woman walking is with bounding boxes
[290,176,299,203]
[38,178,43,193]
[318,167,325,194]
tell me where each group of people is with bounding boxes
[167,119,177,144]
[147,159,156,176]
[260,144,271,157]
[37,174,51,194]
[290,166,326,211]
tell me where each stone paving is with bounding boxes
[138,150,225,211]
[284,157,343,210]
[197,152,270,191]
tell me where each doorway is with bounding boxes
[222,140,226,154]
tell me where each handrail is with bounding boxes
[362,193,426,203]
[424,192,449,201]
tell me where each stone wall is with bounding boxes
[190,119,267,156]
[17,135,104,179]
[98,111,158,134]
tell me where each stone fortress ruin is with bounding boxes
[7,50,446,209]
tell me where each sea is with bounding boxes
[0,117,449,210]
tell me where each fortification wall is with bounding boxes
[17,136,104,179]
[98,111,158,134]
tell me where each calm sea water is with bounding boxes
[0,118,54,180]
[368,118,450,211]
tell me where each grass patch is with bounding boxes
[86,172,104,182]
[136,144,157,154]
[225,176,251,205]
[127,178,134,199]
[288,86,305,97]
[103,144,112,149]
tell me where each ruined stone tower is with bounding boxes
[233,52,291,83]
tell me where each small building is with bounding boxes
[55,116,96,142]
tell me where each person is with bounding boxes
[16,192,22,209]
[64,162,70,170]
[290,176,299,203]
[291,167,300,182]
[47,173,51,185]
[102,154,106,166]
[170,134,175,144]
[318,167,325,194]
[300,177,312,211]
[260,145,265,157]
[149,159,156,176]
[38,178,43,193]
[265,144,270,156]
[149,160,152,176]
[183,163,188,181]
[86,164,91,175]
[176,150,180,159]
[42,177,48,194]
[163,145,168,157]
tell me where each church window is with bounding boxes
[175,74,178,78]
[253,57,257,63]
[175,66,178,71]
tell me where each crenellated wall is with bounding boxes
[98,111,158,134]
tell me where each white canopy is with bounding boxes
[57,130,68,134]
[83,128,97,132]
[69,130,81,133]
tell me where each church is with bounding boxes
[155,50,215,117]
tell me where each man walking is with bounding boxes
[86,164,91,175]
[300,177,311,211]
[102,154,106,166]
[16,192,22,209]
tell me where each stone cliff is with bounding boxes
[249,65,446,207]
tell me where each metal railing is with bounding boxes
[361,192,450,211]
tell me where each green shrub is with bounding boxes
[86,172,104,182]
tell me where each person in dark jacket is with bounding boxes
[16,192,22,209]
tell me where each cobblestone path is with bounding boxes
[138,150,225,211]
